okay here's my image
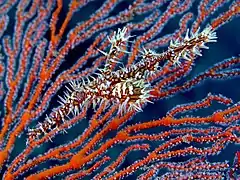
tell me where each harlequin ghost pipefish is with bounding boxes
[27,26,217,142]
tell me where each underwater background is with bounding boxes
[0,0,239,179]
